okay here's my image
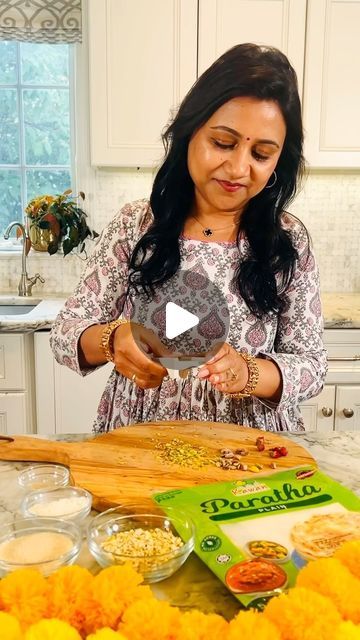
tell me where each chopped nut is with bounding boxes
[239,463,248,471]
[270,462,277,469]
[101,527,184,572]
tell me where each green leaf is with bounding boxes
[62,238,73,256]
[38,219,50,229]
[47,240,59,255]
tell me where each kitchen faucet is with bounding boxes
[3,221,45,296]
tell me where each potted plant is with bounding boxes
[25,189,99,256]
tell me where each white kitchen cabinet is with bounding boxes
[300,385,336,432]
[303,0,360,167]
[34,331,112,434]
[335,386,360,431]
[88,0,198,167]
[300,329,360,431]
[197,0,306,89]
[0,334,35,434]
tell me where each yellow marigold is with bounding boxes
[24,618,81,640]
[83,565,153,635]
[47,565,93,635]
[264,586,342,640]
[119,598,181,640]
[334,622,360,640]
[87,629,129,640]
[334,540,360,580]
[175,610,229,640]
[0,568,49,629]
[227,609,281,640]
[0,611,22,640]
[296,558,360,623]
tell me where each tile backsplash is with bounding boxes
[0,169,359,295]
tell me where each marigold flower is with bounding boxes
[334,622,360,640]
[296,558,360,623]
[83,565,153,635]
[24,618,81,640]
[0,611,22,639]
[264,586,342,640]
[334,540,360,580]
[175,610,228,640]
[86,629,129,640]
[227,609,281,640]
[119,598,181,640]
[0,568,49,629]
[47,565,93,635]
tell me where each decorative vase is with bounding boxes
[29,225,58,252]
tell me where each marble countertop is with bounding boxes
[322,292,360,329]
[0,430,359,618]
[0,291,359,331]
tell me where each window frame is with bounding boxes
[0,40,78,251]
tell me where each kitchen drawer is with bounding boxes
[324,329,360,360]
[0,334,28,390]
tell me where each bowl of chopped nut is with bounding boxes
[87,504,195,583]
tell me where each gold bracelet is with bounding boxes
[226,352,259,399]
[100,318,129,362]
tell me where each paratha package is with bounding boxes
[154,466,360,609]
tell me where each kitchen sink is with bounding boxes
[0,298,42,315]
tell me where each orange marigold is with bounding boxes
[227,609,281,640]
[334,622,360,640]
[24,617,81,640]
[264,586,342,640]
[83,565,153,635]
[175,609,229,640]
[119,598,181,640]
[0,568,49,629]
[334,540,360,580]
[296,558,360,623]
[0,611,22,640]
[47,565,93,635]
[86,629,129,639]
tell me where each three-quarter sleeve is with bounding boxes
[259,218,328,411]
[49,199,152,376]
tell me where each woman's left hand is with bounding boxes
[197,342,249,394]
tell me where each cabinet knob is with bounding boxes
[343,408,354,418]
[321,407,333,417]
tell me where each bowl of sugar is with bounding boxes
[21,486,92,524]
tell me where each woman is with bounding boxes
[50,43,327,432]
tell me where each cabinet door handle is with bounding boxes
[343,408,354,418]
[327,355,360,361]
[321,407,333,417]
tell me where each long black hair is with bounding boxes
[128,43,305,317]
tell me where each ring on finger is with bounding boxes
[228,367,238,381]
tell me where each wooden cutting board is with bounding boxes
[0,421,315,511]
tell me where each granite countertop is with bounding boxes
[0,430,359,618]
[0,291,360,331]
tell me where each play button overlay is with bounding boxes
[165,302,199,339]
[129,268,230,370]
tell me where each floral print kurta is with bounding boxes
[50,199,327,432]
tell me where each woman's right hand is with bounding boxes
[112,322,170,389]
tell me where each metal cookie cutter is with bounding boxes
[157,354,208,380]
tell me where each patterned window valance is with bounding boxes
[0,1,82,44]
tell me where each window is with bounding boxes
[0,40,74,239]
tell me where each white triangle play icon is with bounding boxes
[165,302,199,339]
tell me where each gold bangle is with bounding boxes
[226,352,259,399]
[100,318,129,362]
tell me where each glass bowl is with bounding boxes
[21,486,92,524]
[0,517,82,576]
[87,504,195,583]
[18,464,70,491]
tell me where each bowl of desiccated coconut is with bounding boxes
[86,503,195,583]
